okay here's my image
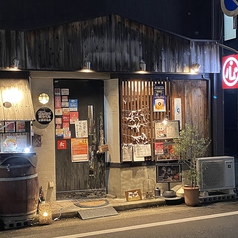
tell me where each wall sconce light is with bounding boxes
[38,93,49,105]
[38,202,52,225]
[136,60,147,74]
[191,63,201,73]
[80,60,93,72]
[139,60,146,71]
[12,58,20,70]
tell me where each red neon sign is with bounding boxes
[222,54,238,89]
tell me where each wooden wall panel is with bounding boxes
[171,80,210,139]
[0,15,220,73]
[120,78,210,162]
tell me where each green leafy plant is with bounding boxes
[173,124,211,187]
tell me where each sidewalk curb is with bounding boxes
[52,199,167,220]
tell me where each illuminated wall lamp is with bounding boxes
[11,58,20,70]
[38,202,52,225]
[38,93,49,105]
[80,60,93,72]
[191,63,201,73]
[139,60,146,71]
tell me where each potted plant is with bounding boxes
[173,124,210,206]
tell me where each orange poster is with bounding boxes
[71,138,88,162]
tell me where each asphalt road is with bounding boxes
[2,200,238,238]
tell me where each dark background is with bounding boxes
[0,0,220,40]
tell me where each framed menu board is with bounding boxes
[154,120,179,140]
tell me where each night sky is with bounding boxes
[0,0,216,39]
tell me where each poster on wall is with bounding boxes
[16,121,26,132]
[69,99,78,111]
[174,98,182,129]
[70,112,79,124]
[154,120,179,139]
[153,85,166,112]
[133,144,151,161]
[61,88,69,95]
[122,144,133,162]
[57,140,67,150]
[54,96,62,108]
[75,120,88,138]
[71,138,88,162]
[154,142,164,155]
[5,121,15,132]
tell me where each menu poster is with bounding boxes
[61,88,69,95]
[5,121,15,133]
[16,121,26,132]
[61,101,69,108]
[56,128,64,138]
[55,117,62,125]
[55,88,61,95]
[69,99,78,111]
[55,108,62,116]
[63,122,70,130]
[62,115,70,123]
[71,138,88,162]
[62,95,68,102]
[154,120,179,139]
[54,96,62,108]
[62,108,70,115]
[153,85,166,112]
[63,130,71,139]
[70,112,79,124]
[75,120,88,138]
[154,142,164,155]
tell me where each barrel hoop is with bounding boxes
[0,164,32,169]
[0,209,37,218]
[0,155,37,167]
[0,173,38,181]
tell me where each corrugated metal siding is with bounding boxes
[0,79,35,121]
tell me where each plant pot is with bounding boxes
[183,186,200,206]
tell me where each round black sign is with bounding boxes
[36,107,53,124]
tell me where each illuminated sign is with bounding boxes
[221,0,238,16]
[222,54,238,89]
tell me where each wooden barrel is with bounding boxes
[0,154,39,226]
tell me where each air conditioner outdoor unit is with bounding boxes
[196,156,235,193]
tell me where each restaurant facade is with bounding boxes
[0,14,222,201]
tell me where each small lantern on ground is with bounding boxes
[38,202,52,225]
[38,186,52,225]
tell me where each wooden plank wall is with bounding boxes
[171,80,210,138]
[120,78,210,161]
[0,15,220,73]
[120,78,171,161]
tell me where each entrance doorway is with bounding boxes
[54,79,105,200]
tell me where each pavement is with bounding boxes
[49,195,170,220]
[37,184,238,222]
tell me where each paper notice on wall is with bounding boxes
[75,120,88,138]
[174,98,182,129]
[122,144,133,162]
[133,144,151,161]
